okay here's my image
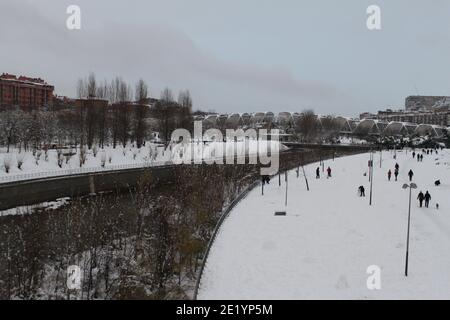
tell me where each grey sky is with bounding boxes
[1,0,450,117]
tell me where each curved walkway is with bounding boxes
[198,150,450,299]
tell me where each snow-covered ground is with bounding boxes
[0,140,284,183]
[338,136,368,145]
[198,149,450,299]
[0,197,70,217]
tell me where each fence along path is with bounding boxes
[0,152,275,184]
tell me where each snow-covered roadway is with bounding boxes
[198,149,450,299]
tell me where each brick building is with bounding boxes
[0,73,54,109]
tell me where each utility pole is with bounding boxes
[403,183,417,277]
[380,148,382,169]
[405,185,412,276]
[302,166,310,191]
[369,151,374,206]
[285,171,288,206]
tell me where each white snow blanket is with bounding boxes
[198,149,450,299]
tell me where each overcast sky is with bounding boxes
[1,0,450,116]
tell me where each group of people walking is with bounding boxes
[383,158,437,209]
[412,148,441,162]
[417,191,432,208]
[413,152,424,162]
[387,163,415,182]
[387,163,401,181]
[316,166,332,179]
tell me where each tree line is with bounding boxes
[0,73,194,153]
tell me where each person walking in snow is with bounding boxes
[412,152,416,159]
[408,169,414,182]
[394,168,399,181]
[359,185,366,197]
[316,167,320,179]
[421,154,424,162]
[418,191,425,208]
[424,191,431,208]
[388,170,392,181]
[262,175,270,185]
[395,163,400,171]
[327,166,332,178]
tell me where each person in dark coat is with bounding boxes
[359,185,365,197]
[394,168,399,181]
[327,166,332,178]
[262,175,270,185]
[412,152,416,159]
[395,163,400,171]
[417,191,425,208]
[408,169,414,181]
[387,170,392,181]
[424,191,431,208]
[316,167,320,179]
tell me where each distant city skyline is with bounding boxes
[1,0,450,117]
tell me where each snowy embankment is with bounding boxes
[0,140,285,183]
[198,149,450,299]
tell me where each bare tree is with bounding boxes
[319,115,340,141]
[152,90,178,144]
[16,111,33,151]
[134,79,149,148]
[96,80,109,148]
[118,81,132,148]
[76,78,88,148]
[0,110,19,152]
[87,73,97,98]
[160,87,174,103]
[177,90,192,111]
[297,109,319,142]
[109,77,128,148]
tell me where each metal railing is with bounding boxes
[0,153,270,185]
[0,160,173,184]
[193,180,260,300]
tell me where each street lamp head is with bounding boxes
[402,184,409,189]
[410,183,418,189]
[403,183,418,189]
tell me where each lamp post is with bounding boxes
[369,151,374,206]
[285,171,288,206]
[402,182,417,277]
[380,147,382,169]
